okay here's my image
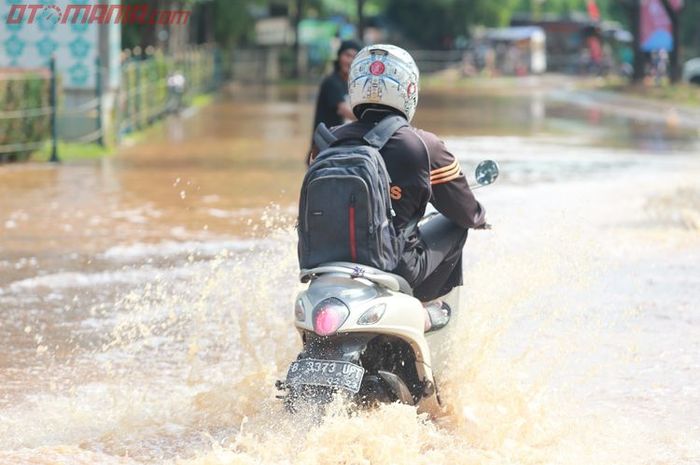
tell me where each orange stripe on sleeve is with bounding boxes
[430,164,460,183]
[430,160,458,176]
[431,171,462,185]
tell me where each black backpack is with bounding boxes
[298,115,407,270]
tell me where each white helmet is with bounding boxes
[348,44,420,122]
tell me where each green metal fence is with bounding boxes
[0,66,55,162]
[0,45,221,163]
[117,45,220,138]
[0,57,108,163]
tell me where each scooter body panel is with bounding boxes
[291,273,456,411]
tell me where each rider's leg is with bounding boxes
[395,214,468,302]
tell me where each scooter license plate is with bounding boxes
[286,359,365,393]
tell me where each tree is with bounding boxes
[681,1,700,59]
[357,0,366,40]
[121,0,217,52]
[211,0,258,50]
[658,0,682,83]
[383,0,519,49]
[615,0,646,82]
[613,0,689,84]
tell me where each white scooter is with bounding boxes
[276,160,499,415]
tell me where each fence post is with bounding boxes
[115,59,123,142]
[49,56,59,163]
[95,56,104,146]
[214,46,222,89]
[134,54,141,130]
[129,61,136,131]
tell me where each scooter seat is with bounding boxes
[300,261,413,295]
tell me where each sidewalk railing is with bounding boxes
[0,44,221,163]
[0,67,53,162]
[0,57,106,163]
[117,46,220,138]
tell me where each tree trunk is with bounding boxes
[629,0,645,82]
[659,0,682,83]
[207,1,215,43]
[293,0,303,78]
[139,0,160,50]
[357,0,365,42]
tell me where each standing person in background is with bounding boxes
[311,40,362,133]
[166,71,186,114]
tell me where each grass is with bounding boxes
[29,91,216,163]
[579,75,700,107]
[35,140,114,162]
[190,92,214,108]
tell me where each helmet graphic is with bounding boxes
[348,44,420,122]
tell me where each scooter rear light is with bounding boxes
[312,298,349,336]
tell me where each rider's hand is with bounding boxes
[474,222,492,230]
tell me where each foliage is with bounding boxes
[0,73,51,161]
[501,0,699,57]
[379,0,700,54]
[680,0,700,58]
[382,0,520,49]
[120,47,217,132]
[119,0,700,58]
[212,0,259,50]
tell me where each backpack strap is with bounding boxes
[313,123,338,151]
[362,115,408,150]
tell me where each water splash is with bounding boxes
[2,185,699,465]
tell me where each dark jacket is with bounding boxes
[310,110,486,253]
[312,72,348,130]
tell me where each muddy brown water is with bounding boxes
[1,80,699,464]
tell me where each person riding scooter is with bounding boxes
[307,44,487,331]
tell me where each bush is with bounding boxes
[118,47,218,132]
[0,70,52,162]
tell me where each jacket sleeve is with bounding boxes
[419,130,486,230]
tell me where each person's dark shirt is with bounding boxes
[310,110,486,252]
[313,71,348,130]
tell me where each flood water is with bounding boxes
[1,78,700,464]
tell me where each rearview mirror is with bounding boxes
[474,160,499,186]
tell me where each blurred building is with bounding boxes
[476,26,547,76]
[0,1,120,98]
[231,3,358,82]
[511,13,602,73]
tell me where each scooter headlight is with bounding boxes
[312,298,349,336]
[357,303,386,326]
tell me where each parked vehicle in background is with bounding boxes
[167,71,186,114]
[682,58,700,85]
[477,26,547,76]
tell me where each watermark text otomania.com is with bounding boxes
[6,4,191,25]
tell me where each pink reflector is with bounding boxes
[315,306,342,336]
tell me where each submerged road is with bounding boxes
[0,79,699,464]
